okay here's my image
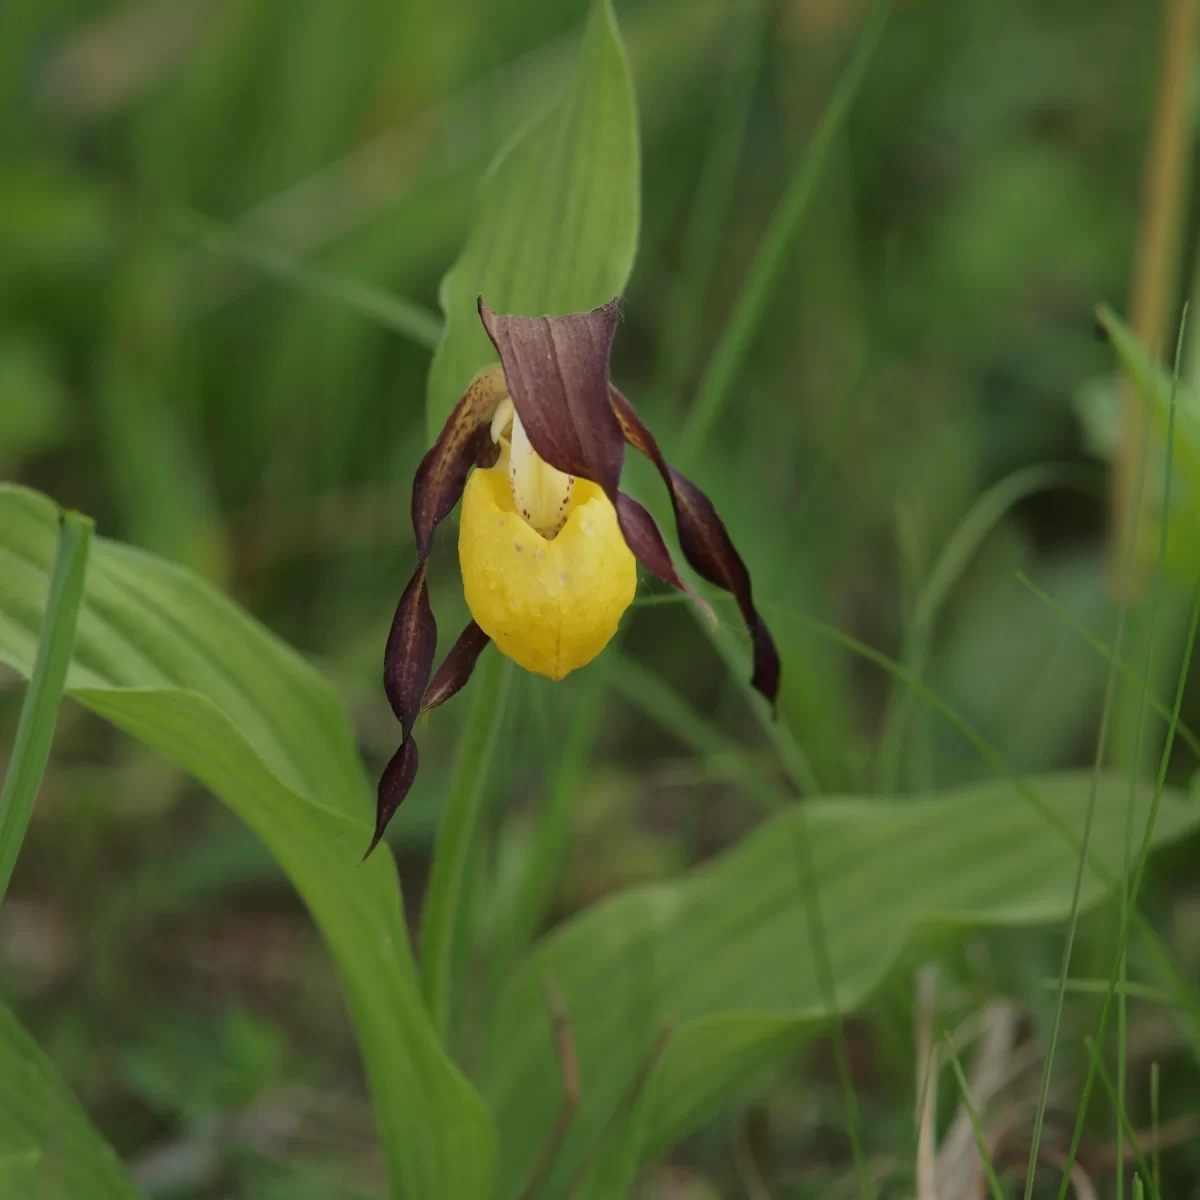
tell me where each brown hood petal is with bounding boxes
[370,365,508,859]
[478,298,625,496]
[611,387,781,707]
[480,298,722,629]
[422,620,491,713]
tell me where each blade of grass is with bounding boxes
[1150,1061,1161,1192]
[1084,1037,1163,1200]
[697,616,822,793]
[651,0,766,410]
[1037,978,1175,1005]
[876,462,1099,794]
[944,1034,1006,1200]
[0,510,92,906]
[169,208,444,350]
[1023,319,1162,1200]
[1117,310,1184,1200]
[1055,367,1198,1200]
[608,653,788,810]
[1015,572,1200,761]
[676,0,893,462]
[420,650,514,1040]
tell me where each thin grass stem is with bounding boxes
[677,0,892,463]
[170,208,444,350]
[1023,312,1162,1200]
[943,1034,1006,1200]
[1054,315,1193,1200]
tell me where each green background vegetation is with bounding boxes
[3,0,1200,1196]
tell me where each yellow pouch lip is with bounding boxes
[458,463,635,680]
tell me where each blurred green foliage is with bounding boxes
[3,0,1200,1195]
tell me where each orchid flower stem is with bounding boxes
[419,649,513,1040]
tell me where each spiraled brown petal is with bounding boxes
[384,561,436,735]
[412,363,508,556]
[422,620,491,713]
[478,299,625,496]
[611,387,781,706]
[364,736,420,861]
[371,364,508,859]
[615,492,715,627]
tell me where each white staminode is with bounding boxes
[490,397,574,538]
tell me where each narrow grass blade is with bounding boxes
[1023,326,1162,1200]
[677,0,892,462]
[651,0,766,409]
[170,208,444,350]
[1054,317,1192,1200]
[420,650,513,1039]
[1151,1061,1161,1192]
[944,1035,1006,1200]
[1117,314,1183,1200]
[1084,1037,1163,1200]
[0,510,92,905]
[1016,572,1200,760]
[876,462,1098,793]
[608,654,788,809]
[1055,577,1200,1198]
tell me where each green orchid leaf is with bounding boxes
[425,0,639,438]
[0,485,496,1200]
[483,772,1200,1198]
[0,1002,142,1199]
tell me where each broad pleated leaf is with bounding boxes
[483,773,1200,1198]
[425,0,639,438]
[0,485,495,1200]
[0,1002,141,1199]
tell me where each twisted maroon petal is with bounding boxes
[383,561,436,735]
[370,366,508,859]
[422,620,492,714]
[610,386,781,707]
[615,493,714,625]
[365,736,420,861]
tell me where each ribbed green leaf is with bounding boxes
[425,0,639,437]
[483,773,1200,1198]
[0,485,495,1200]
[0,1003,141,1199]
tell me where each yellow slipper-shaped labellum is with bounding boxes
[459,455,636,680]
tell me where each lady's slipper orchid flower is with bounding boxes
[369,298,780,854]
